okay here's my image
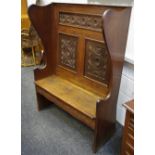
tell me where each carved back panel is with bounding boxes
[54,4,112,95]
[58,33,78,71]
[84,39,108,83]
[59,12,102,31]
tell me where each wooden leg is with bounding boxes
[36,92,52,111]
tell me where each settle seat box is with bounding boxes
[28,3,131,153]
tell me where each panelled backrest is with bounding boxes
[53,4,113,96]
[28,3,131,97]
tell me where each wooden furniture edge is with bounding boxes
[121,99,134,155]
[123,99,134,114]
[93,7,132,152]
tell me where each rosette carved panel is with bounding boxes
[59,33,78,70]
[84,39,108,83]
[59,12,102,31]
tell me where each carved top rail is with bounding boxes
[59,12,102,31]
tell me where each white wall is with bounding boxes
[27,0,36,6]
[117,8,134,126]
[117,62,134,125]
[27,0,134,126]
[125,8,134,64]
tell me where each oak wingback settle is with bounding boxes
[28,3,131,152]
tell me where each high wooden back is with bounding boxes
[54,4,112,96]
[28,3,131,97]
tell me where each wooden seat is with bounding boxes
[35,75,107,119]
[28,3,131,153]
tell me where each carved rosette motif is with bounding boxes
[59,34,77,70]
[85,40,108,83]
[59,12,102,31]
